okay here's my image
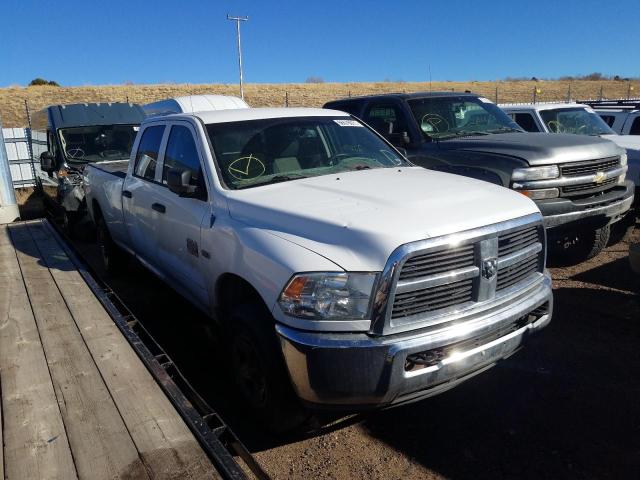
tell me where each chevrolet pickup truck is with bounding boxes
[500,102,639,194]
[324,93,635,262]
[84,107,553,429]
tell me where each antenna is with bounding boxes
[227,14,249,99]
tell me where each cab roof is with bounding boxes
[46,102,145,129]
[144,107,350,125]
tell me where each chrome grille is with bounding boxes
[386,216,545,332]
[560,157,619,177]
[559,157,621,198]
[398,244,475,280]
[562,177,617,196]
[391,278,473,319]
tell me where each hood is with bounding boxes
[601,134,640,151]
[226,167,539,271]
[440,132,624,166]
[602,135,640,184]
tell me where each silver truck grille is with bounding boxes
[559,156,621,198]
[382,215,545,333]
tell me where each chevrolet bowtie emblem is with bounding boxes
[593,171,606,184]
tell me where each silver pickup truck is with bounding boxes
[85,107,553,430]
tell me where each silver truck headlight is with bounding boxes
[512,165,559,181]
[278,272,377,320]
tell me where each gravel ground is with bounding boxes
[67,223,639,480]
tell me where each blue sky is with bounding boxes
[0,0,637,87]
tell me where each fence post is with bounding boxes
[628,82,632,100]
[495,85,499,104]
[23,100,39,191]
[599,85,603,101]
[567,84,571,103]
[285,91,289,107]
[532,86,537,104]
[0,119,20,224]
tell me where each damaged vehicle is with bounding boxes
[33,102,145,234]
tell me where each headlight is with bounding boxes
[518,188,559,200]
[512,165,560,181]
[278,272,377,320]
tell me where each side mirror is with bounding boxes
[388,131,411,147]
[40,151,55,172]
[167,168,193,195]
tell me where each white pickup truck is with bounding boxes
[84,107,553,429]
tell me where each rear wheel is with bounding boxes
[96,217,126,274]
[227,303,308,432]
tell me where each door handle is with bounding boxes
[123,190,132,198]
[151,202,166,214]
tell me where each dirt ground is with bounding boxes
[55,210,639,480]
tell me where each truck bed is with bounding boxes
[89,160,129,178]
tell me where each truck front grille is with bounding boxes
[391,278,473,319]
[386,216,545,331]
[398,244,475,280]
[560,157,619,177]
[559,156,621,198]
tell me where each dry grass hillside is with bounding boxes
[1,80,638,127]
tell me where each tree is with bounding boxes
[305,76,325,84]
[28,78,60,87]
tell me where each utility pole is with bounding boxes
[227,14,249,99]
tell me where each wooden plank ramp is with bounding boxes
[0,220,221,480]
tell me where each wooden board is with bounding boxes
[0,225,78,480]
[24,221,218,479]
[7,222,149,480]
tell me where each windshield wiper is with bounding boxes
[488,127,522,134]
[244,174,309,188]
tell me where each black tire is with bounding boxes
[609,212,636,246]
[552,224,611,264]
[227,303,308,433]
[96,217,126,274]
[62,210,78,238]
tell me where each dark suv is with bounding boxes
[324,92,635,261]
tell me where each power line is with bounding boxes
[227,14,249,99]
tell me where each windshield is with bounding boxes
[59,124,139,163]
[539,107,614,136]
[205,116,408,189]
[408,96,522,139]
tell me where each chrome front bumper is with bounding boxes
[276,272,553,408]
[540,180,635,228]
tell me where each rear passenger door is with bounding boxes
[153,122,211,308]
[122,124,167,269]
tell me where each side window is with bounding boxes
[599,115,616,128]
[511,113,540,132]
[629,117,640,135]
[163,125,206,194]
[364,104,409,136]
[134,125,165,180]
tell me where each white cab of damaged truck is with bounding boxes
[84,107,553,428]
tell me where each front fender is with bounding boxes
[409,149,528,187]
[204,216,343,320]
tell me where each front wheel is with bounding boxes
[550,224,610,265]
[227,303,308,432]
